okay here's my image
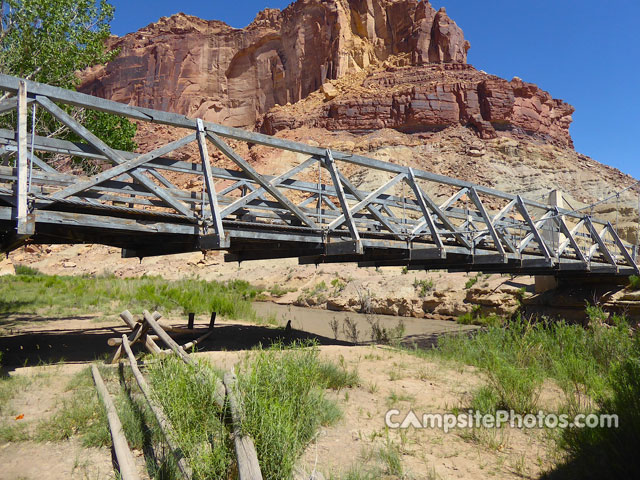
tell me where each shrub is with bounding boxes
[14,264,42,276]
[465,274,480,289]
[237,342,346,479]
[413,278,434,297]
[435,316,634,415]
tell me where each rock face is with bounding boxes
[79,0,469,128]
[261,63,575,147]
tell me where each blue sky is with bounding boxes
[108,0,640,179]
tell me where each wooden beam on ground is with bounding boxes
[181,329,215,352]
[223,372,263,480]
[91,365,141,480]
[108,335,160,346]
[122,336,193,480]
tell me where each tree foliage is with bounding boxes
[0,0,136,159]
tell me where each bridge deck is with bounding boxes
[0,74,638,277]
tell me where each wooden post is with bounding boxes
[223,372,263,480]
[187,312,195,329]
[16,80,32,235]
[91,365,141,480]
[112,314,161,363]
[121,336,193,479]
[108,335,160,346]
[111,310,162,361]
[143,310,193,365]
[209,312,217,329]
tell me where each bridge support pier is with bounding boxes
[535,190,563,293]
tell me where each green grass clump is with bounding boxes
[146,343,347,480]
[377,439,403,476]
[36,367,152,450]
[431,316,634,415]
[0,273,259,319]
[317,361,360,392]
[0,422,29,442]
[457,306,503,328]
[465,274,480,289]
[237,341,348,480]
[147,357,234,479]
[0,375,29,415]
[628,275,640,290]
[13,264,43,276]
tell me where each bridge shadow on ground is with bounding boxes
[0,321,352,369]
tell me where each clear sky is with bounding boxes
[107,0,640,179]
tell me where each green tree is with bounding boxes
[0,0,136,166]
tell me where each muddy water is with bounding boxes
[252,302,478,348]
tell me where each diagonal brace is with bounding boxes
[206,131,318,229]
[220,156,318,219]
[468,187,507,259]
[515,195,553,261]
[407,168,444,253]
[36,96,195,219]
[328,172,405,231]
[51,133,196,200]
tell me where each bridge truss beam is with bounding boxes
[0,74,637,276]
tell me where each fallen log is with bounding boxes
[178,329,215,352]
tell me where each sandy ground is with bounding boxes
[0,311,558,479]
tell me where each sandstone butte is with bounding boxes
[78,0,574,148]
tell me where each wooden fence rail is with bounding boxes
[91,365,141,480]
[122,335,193,480]
[114,309,263,480]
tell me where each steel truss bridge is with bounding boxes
[0,74,638,277]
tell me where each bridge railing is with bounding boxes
[0,74,637,275]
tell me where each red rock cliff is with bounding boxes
[78,0,573,146]
[78,0,469,127]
